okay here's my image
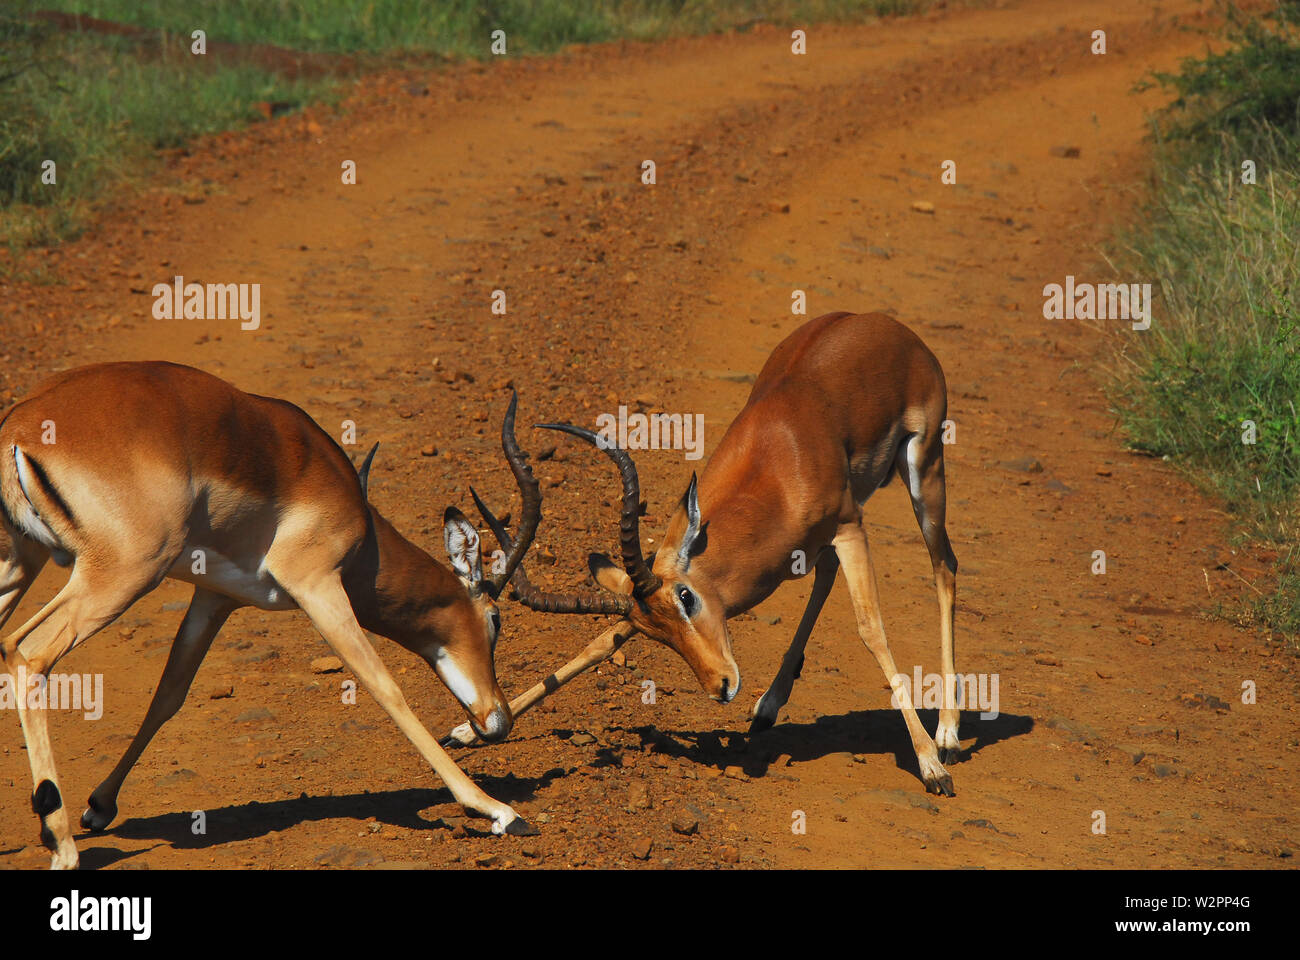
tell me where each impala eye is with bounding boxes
[676,585,698,617]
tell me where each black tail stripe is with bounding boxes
[20,451,78,531]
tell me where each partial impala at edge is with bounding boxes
[0,361,541,869]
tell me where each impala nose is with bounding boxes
[472,706,512,744]
[716,674,741,704]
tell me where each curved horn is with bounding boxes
[481,391,542,599]
[471,487,631,616]
[535,422,662,599]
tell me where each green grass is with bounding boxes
[1111,3,1300,649]
[12,0,923,55]
[0,15,328,249]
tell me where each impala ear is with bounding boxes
[676,473,706,566]
[589,553,634,596]
[443,506,483,586]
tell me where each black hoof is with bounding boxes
[939,747,962,766]
[748,714,775,736]
[81,797,116,832]
[926,775,956,798]
[504,816,540,837]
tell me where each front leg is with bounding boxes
[287,574,533,835]
[749,552,839,735]
[443,620,638,747]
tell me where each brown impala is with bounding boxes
[0,361,542,869]
[454,311,962,796]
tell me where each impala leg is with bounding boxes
[898,435,961,764]
[3,563,164,869]
[0,530,49,633]
[83,587,239,832]
[832,522,954,797]
[749,552,840,735]
[284,573,534,835]
[443,620,639,747]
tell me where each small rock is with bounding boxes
[1034,655,1062,667]
[312,656,345,674]
[723,765,747,780]
[1113,743,1145,765]
[718,845,740,864]
[1044,715,1099,743]
[314,845,382,868]
[631,837,653,860]
[671,816,699,836]
[570,732,597,747]
[768,201,791,214]
[1177,692,1229,712]
[235,707,274,723]
[209,684,234,700]
[997,457,1044,473]
[1050,145,1081,158]
[911,200,936,214]
[420,444,438,457]
[474,853,500,868]
[628,782,651,811]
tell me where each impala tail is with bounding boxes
[0,407,75,568]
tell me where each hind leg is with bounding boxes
[83,587,239,832]
[898,434,960,764]
[833,521,953,796]
[0,523,49,632]
[3,559,170,869]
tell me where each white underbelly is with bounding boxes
[167,545,298,611]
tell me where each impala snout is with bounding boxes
[432,647,513,743]
[471,703,513,743]
[710,661,742,704]
[658,624,740,704]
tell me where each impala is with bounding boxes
[0,361,541,869]
[453,311,962,795]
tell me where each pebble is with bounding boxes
[311,656,345,674]
[671,816,699,836]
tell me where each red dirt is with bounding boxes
[1,0,1295,870]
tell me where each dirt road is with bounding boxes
[1,0,1295,869]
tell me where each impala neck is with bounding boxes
[342,506,467,655]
